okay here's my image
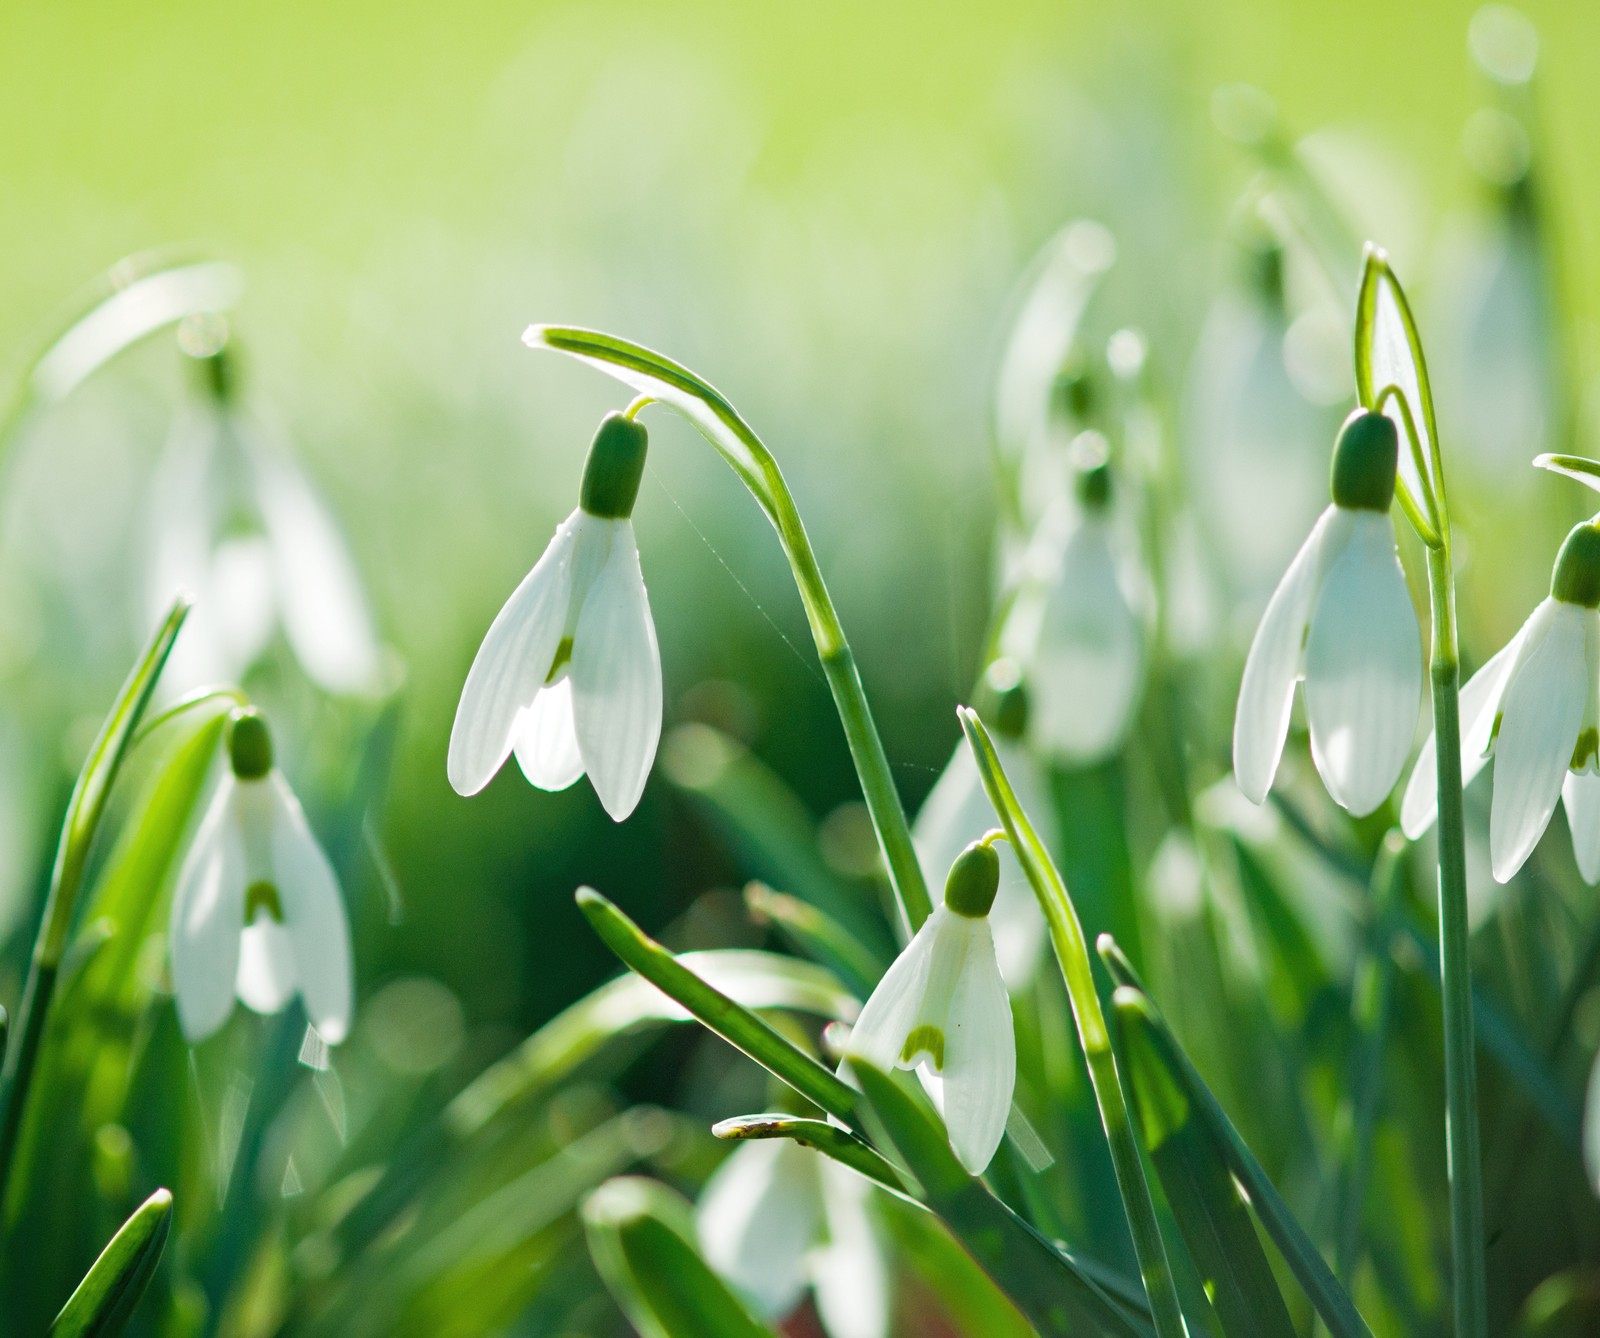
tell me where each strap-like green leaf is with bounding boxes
[583,1177,778,1338]
[1098,937,1375,1338]
[852,1059,1153,1338]
[576,888,858,1122]
[1113,988,1298,1338]
[711,1113,908,1194]
[51,1187,173,1336]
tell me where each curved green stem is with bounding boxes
[525,326,931,934]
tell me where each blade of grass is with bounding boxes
[50,1187,173,1337]
[711,1113,908,1194]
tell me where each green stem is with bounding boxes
[527,327,932,934]
[1426,544,1487,1338]
[959,708,1185,1338]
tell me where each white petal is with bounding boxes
[169,776,246,1043]
[1303,511,1421,816]
[209,535,277,676]
[1401,632,1525,838]
[237,915,297,1015]
[1369,269,1437,510]
[1490,603,1590,882]
[513,678,585,791]
[270,773,355,1043]
[846,911,941,1072]
[570,520,662,821]
[255,448,382,695]
[447,513,580,796]
[940,916,1015,1174]
[1564,769,1600,885]
[696,1138,821,1318]
[811,1161,890,1338]
[1233,508,1339,804]
[1026,516,1145,762]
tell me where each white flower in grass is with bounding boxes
[146,344,382,697]
[1233,410,1422,817]
[1402,521,1600,884]
[1002,440,1145,764]
[697,1138,888,1338]
[448,412,661,821]
[914,663,1047,986]
[847,838,1016,1175]
[170,708,353,1045]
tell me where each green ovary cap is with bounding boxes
[228,708,273,780]
[945,839,1001,918]
[579,412,649,519]
[1329,410,1399,512]
[974,659,1029,740]
[1552,522,1600,608]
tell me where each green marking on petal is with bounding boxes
[244,881,284,924]
[1573,727,1599,772]
[1551,522,1600,609]
[900,1024,946,1071]
[545,636,574,684]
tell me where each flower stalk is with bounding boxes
[1356,247,1485,1338]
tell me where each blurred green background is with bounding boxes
[2,0,1598,1050]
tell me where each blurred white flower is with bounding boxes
[696,1138,888,1338]
[1403,521,1600,884]
[1234,410,1421,817]
[448,412,661,821]
[914,665,1047,986]
[1002,443,1145,764]
[170,708,353,1045]
[847,840,1015,1175]
[145,348,381,696]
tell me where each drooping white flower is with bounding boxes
[448,412,661,821]
[169,708,354,1045]
[696,1138,888,1338]
[1233,409,1421,817]
[1002,441,1145,764]
[914,665,1047,986]
[847,839,1016,1175]
[146,346,382,697]
[1402,520,1600,883]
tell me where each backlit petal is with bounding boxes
[1490,603,1589,882]
[270,773,354,1043]
[513,678,585,791]
[696,1138,822,1318]
[237,916,297,1015]
[940,916,1015,1174]
[1304,511,1422,816]
[447,513,579,796]
[170,776,246,1044]
[811,1161,890,1338]
[570,520,662,821]
[1401,631,1525,838]
[847,911,941,1073]
[1564,769,1600,885]
[1234,507,1339,803]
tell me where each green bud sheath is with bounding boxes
[228,708,273,780]
[1075,460,1112,510]
[579,412,650,520]
[974,660,1030,741]
[945,839,1001,918]
[1551,521,1600,608]
[1329,410,1399,512]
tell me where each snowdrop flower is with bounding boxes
[146,342,382,696]
[847,837,1016,1174]
[169,708,354,1045]
[1402,520,1600,883]
[1234,409,1421,817]
[697,1138,888,1338]
[914,662,1047,985]
[448,411,661,821]
[1002,442,1145,763]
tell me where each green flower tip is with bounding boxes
[1051,347,1097,424]
[1070,430,1113,511]
[245,881,284,924]
[228,707,273,780]
[579,412,649,520]
[1552,521,1600,608]
[945,838,1001,918]
[1329,409,1398,512]
[974,658,1029,740]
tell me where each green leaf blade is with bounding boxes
[51,1187,173,1337]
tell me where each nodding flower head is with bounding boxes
[448,411,662,821]
[169,707,354,1044]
